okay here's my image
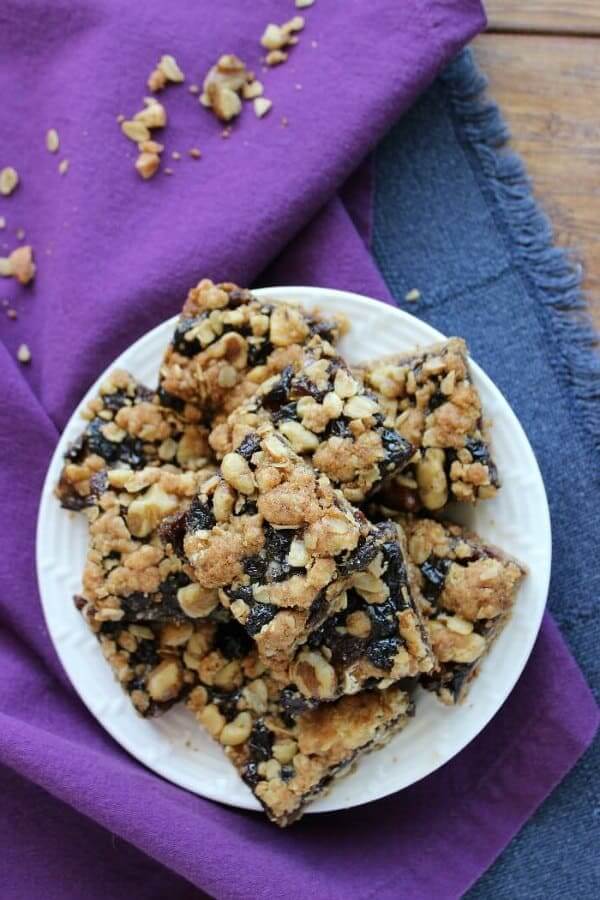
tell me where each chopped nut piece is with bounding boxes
[135,151,160,180]
[16,228,25,241]
[0,216,5,229]
[242,79,264,100]
[17,343,31,364]
[58,159,69,176]
[201,53,250,123]
[0,167,19,196]
[261,24,288,50]
[188,147,202,159]
[208,85,242,122]
[188,83,200,95]
[254,97,272,118]
[6,308,17,320]
[296,0,315,7]
[171,151,182,160]
[0,245,36,284]
[133,98,167,129]
[266,50,287,66]
[148,54,185,91]
[46,128,60,153]
[138,140,164,154]
[122,120,151,144]
[164,167,174,176]
[405,288,421,302]
[116,114,125,124]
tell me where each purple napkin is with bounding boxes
[1,2,597,898]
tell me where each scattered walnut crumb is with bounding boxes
[6,307,17,320]
[0,217,5,230]
[0,167,19,196]
[46,128,60,153]
[188,84,200,95]
[281,116,289,127]
[254,97,272,118]
[0,246,36,285]
[405,289,421,302]
[16,228,25,241]
[58,159,69,176]
[296,0,315,7]
[242,79,264,100]
[310,39,318,48]
[171,151,182,161]
[148,54,185,92]
[295,83,303,91]
[266,49,287,66]
[122,120,150,143]
[116,114,125,124]
[17,343,31,364]
[164,167,174,175]
[221,128,232,139]
[134,97,167,129]
[201,54,251,123]
[135,152,160,180]
[188,148,202,159]
[261,17,304,52]
[138,140,164,154]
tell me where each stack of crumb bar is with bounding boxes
[57,280,526,826]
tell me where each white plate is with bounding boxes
[36,286,551,815]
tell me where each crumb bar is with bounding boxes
[394,514,526,704]
[182,426,433,700]
[159,279,347,418]
[292,518,434,699]
[57,370,211,511]
[80,465,217,625]
[185,620,415,826]
[360,338,499,511]
[77,598,218,716]
[209,336,413,503]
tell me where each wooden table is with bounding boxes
[476,2,600,327]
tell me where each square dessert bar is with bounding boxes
[395,514,526,704]
[184,619,415,826]
[77,597,221,717]
[360,338,499,511]
[159,279,348,419]
[209,336,414,503]
[56,369,211,511]
[182,426,434,701]
[79,465,218,626]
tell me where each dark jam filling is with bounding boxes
[172,317,204,357]
[186,497,216,532]
[156,385,185,413]
[158,509,188,558]
[85,418,146,468]
[244,601,278,636]
[214,619,254,659]
[248,720,274,762]
[308,532,410,674]
[379,427,413,473]
[420,555,452,602]
[121,571,191,621]
[261,365,294,411]
[236,432,261,461]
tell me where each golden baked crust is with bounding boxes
[209,335,413,503]
[184,426,434,699]
[56,370,211,511]
[80,465,217,626]
[184,626,415,826]
[381,512,526,704]
[159,279,347,418]
[360,339,499,511]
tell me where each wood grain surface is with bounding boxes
[486,1,600,35]
[475,19,600,327]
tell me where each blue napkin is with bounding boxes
[373,49,600,897]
